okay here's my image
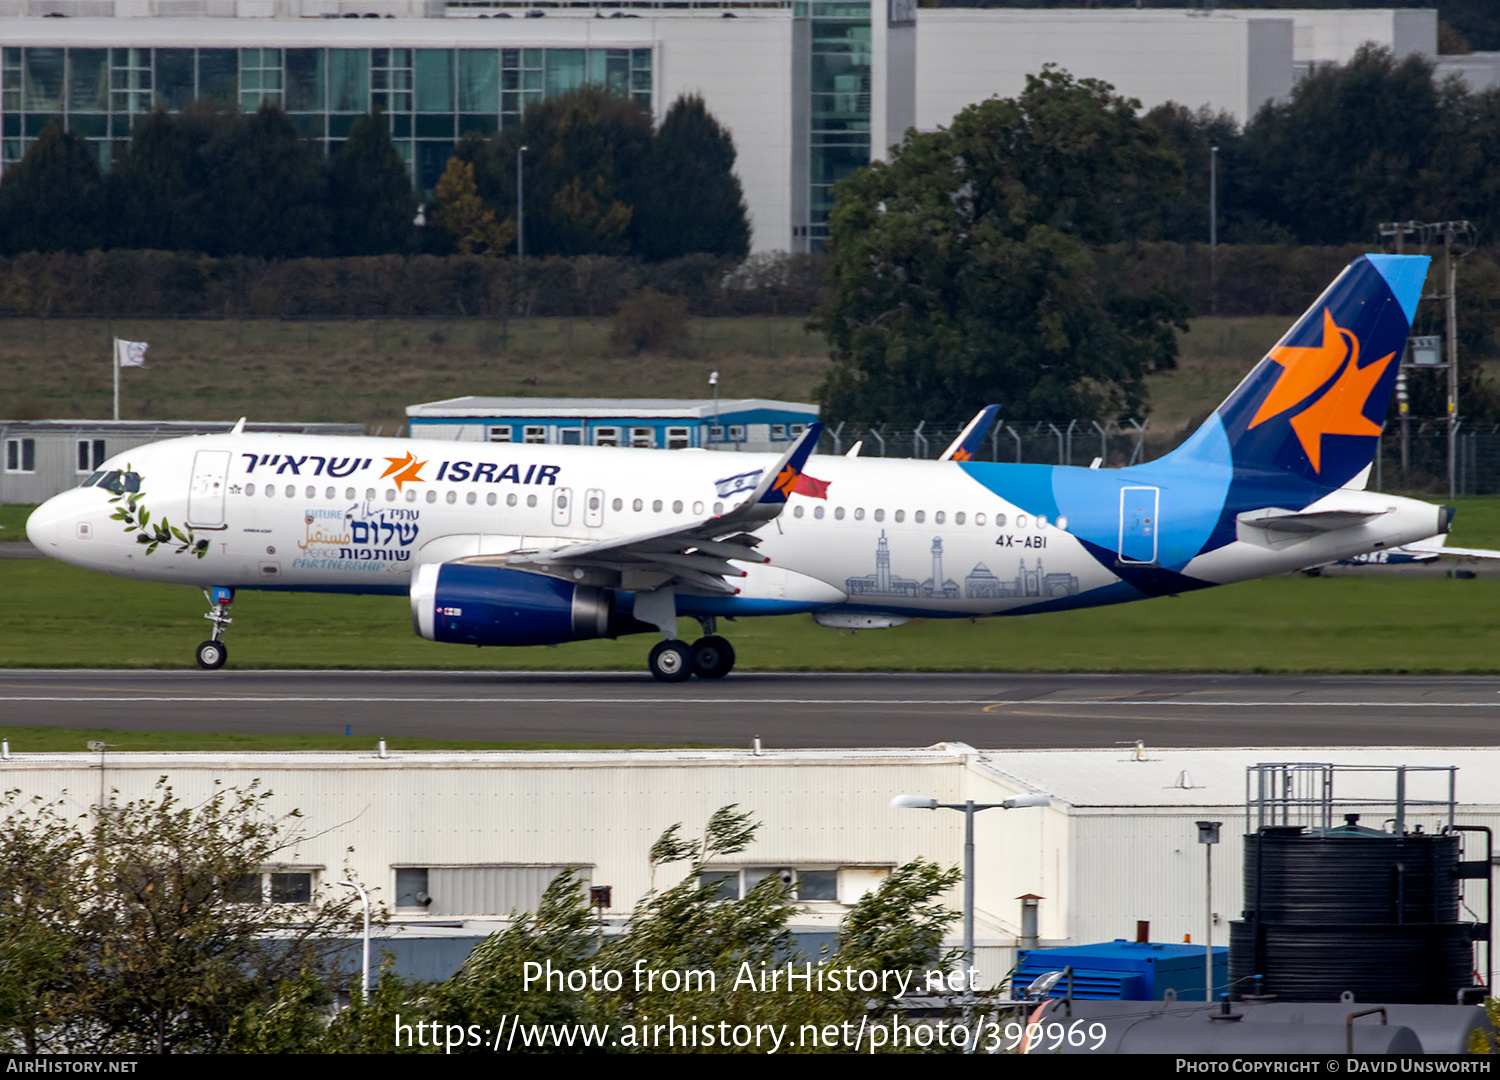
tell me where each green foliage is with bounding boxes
[815,68,1188,426]
[433,157,516,256]
[634,94,750,261]
[206,103,330,259]
[1243,46,1443,246]
[610,286,690,354]
[0,122,104,256]
[330,113,419,257]
[0,779,368,1053]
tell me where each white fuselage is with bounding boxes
[27,431,1447,620]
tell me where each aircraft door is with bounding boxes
[551,486,573,527]
[1118,486,1159,565]
[186,450,231,528]
[584,488,605,528]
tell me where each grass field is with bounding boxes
[5,549,1500,674]
[0,316,831,433]
[2,313,1297,436]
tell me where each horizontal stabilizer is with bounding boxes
[1238,506,1390,534]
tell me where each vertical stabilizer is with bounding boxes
[1172,254,1429,493]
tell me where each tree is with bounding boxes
[474,89,653,258]
[633,94,750,261]
[0,122,105,255]
[433,156,515,256]
[329,112,419,256]
[0,780,367,1054]
[202,103,330,258]
[814,68,1188,427]
[1242,46,1443,245]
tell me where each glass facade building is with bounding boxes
[804,0,869,246]
[1,44,653,192]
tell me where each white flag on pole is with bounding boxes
[115,338,148,368]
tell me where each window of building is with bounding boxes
[727,425,745,442]
[523,426,548,444]
[5,438,35,473]
[631,427,655,448]
[771,424,787,439]
[560,428,583,445]
[593,427,619,447]
[696,867,869,904]
[76,439,106,473]
[228,869,316,905]
[393,865,591,917]
[709,426,725,442]
[790,424,807,436]
[487,426,513,442]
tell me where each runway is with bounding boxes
[4,670,1500,748]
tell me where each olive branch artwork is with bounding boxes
[107,465,210,559]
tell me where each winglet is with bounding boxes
[753,422,824,506]
[940,405,1000,462]
[230,417,247,435]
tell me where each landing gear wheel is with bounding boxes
[195,639,228,670]
[648,640,694,683]
[690,636,736,679]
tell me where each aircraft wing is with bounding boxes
[499,423,824,594]
[1402,535,1500,560]
[939,405,1001,462]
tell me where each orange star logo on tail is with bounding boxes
[380,452,427,490]
[1248,308,1395,473]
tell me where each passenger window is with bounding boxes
[245,483,256,496]
[672,500,683,514]
[976,513,985,526]
[995,513,1007,527]
[935,511,946,524]
[914,510,925,523]
[326,487,335,500]
[895,510,905,523]
[306,486,315,499]
[814,506,825,519]
[794,505,804,518]
[653,500,663,513]
[466,492,477,505]
[874,509,884,522]
[1017,515,1028,528]
[854,508,864,520]
[835,507,845,520]
[633,499,643,512]
[955,512,965,525]
[507,494,517,507]
[487,493,497,506]
[526,494,537,508]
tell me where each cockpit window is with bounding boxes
[81,471,103,488]
[98,471,141,495]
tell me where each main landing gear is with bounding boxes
[195,586,234,670]
[645,617,737,683]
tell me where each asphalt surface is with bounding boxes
[4,670,1500,748]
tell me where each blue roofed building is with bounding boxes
[405,396,819,452]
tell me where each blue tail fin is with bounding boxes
[1174,254,1428,491]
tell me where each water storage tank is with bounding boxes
[1229,819,1473,1003]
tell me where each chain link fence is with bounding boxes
[819,419,1153,468]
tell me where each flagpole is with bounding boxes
[112,337,119,421]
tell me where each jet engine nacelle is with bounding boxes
[410,562,650,647]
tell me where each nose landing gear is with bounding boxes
[195,586,233,670]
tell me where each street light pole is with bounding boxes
[890,792,1050,977]
[339,880,371,999]
[516,145,528,263]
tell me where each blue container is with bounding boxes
[1013,940,1229,1001]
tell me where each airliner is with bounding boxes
[26,253,1448,681]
